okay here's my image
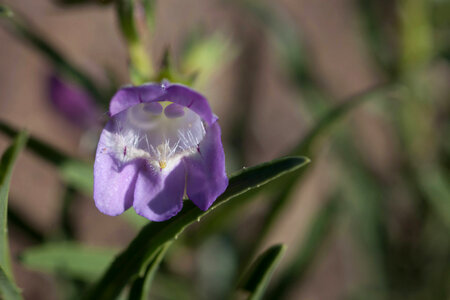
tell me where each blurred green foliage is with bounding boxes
[0,132,27,300]
[0,0,449,299]
[19,242,118,281]
[238,244,286,300]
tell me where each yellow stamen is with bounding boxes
[159,101,172,109]
[159,160,167,169]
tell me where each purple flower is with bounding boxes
[48,75,102,128]
[93,82,228,221]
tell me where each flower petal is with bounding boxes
[110,83,217,125]
[93,121,142,216]
[49,75,101,128]
[164,103,185,118]
[133,162,185,221]
[183,122,228,211]
[158,84,217,125]
[143,102,163,115]
[109,83,165,117]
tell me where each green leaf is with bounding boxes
[180,31,238,88]
[267,197,339,299]
[0,132,27,300]
[20,242,118,281]
[195,85,391,246]
[7,207,45,243]
[0,5,107,104]
[334,133,388,291]
[238,244,286,300]
[294,84,390,156]
[0,131,28,278]
[0,119,72,167]
[238,0,312,87]
[248,84,391,259]
[0,266,22,300]
[417,166,450,231]
[128,242,172,300]
[121,209,148,230]
[142,0,157,33]
[85,156,310,300]
[150,273,195,300]
[0,121,97,204]
[60,160,93,194]
[0,6,13,17]
[356,0,397,74]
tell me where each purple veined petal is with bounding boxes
[133,161,186,222]
[183,121,228,211]
[93,120,143,216]
[49,75,101,128]
[155,84,217,125]
[110,83,217,125]
[143,102,163,114]
[109,83,166,117]
[164,103,185,118]
[98,82,226,221]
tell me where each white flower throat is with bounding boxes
[104,101,206,171]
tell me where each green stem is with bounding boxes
[116,0,153,84]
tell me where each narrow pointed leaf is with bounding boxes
[0,120,71,166]
[20,242,118,281]
[128,242,172,300]
[0,5,107,104]
[238,0,312,86]
[142,0,156,33]
[0,266,22,300]
[85,156,310,300]
[7,207,45,243]
[267,198,339,299]
[0,131,28,278]
[121,209,148,230]
[60,160,93,194]
[0,121,98,198]
[0,132,27,300]
[193,85,390,244]
[417,166,450,231]
[238,244,286,300]
[356,0,396,73]
[294,84,390,156]
[250,84,392,258]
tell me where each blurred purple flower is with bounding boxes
[93,82,228,221]
[48,75,102,128]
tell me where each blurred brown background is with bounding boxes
[1,0,448,299]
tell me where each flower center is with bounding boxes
[106,101,205,171]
